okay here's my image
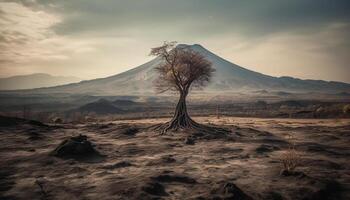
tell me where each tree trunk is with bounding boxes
[155,90,230,135]
[173,92,190,124]
[163,91,194,133]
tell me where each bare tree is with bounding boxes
[150,42,229,134]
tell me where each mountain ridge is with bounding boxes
[3,44,350,95]
[0,73,82,90]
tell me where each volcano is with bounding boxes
[20,44,350,95]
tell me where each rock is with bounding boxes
[120,127,139,136]
[51,134,99,158]
[223,182,254,200]
[255,144,280,154]
[184,136,195,145]
[142,182,167,196]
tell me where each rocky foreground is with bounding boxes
[0,116,349,200]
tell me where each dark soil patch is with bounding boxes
[161,155,176,163]
[142,182,168,196]
[102,161,132,169]
[0,115,48,127]
[280,170,306,177]
[152,174,197,184]
[303,159,345,170]
[305,180,343,200]
[0,167,15,198]
[255,144,280,154]
[212,147,244,154]
[298,143,350,157]
[119,127,139,136]
[27,132,43,140]
[184,136,195,145]
[209,182,254,200]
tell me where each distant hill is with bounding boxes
[112,99,140,106]
[8,44,350,95]
[0,73,81,90]
[74,99,124,114]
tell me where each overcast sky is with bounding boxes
[0,0,350,82]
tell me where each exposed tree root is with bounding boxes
[149,116,231,136]
[148,92,231,136]
[148,95,231,136]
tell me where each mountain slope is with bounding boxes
[14,44,350,95]
[0,73,81,90]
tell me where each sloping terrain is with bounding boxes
[0,73,81,90]
[0,117,349,199]
[13,44,350,95]
[72,99,124,114]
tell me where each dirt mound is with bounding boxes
[51,135,101,160]
[74,99,124,115]
[113,99,140,107]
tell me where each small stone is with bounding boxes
[222,182,253,200]
[184,137,195,145]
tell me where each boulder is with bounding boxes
[51,135,98,158]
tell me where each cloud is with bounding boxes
[0,2,59,64]
[38,0,350,38]
[207,22,350,82]
[0,2,95,65]
[0,0,349,83]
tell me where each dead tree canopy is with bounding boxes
[150,42,229,135]
[151,42,214,94]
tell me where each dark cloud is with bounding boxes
[22,0,350,38]
[1,0,350,82]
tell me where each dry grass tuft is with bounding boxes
[280,148,301,173]
[280,134,302,175]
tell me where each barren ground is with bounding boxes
[1,117,349,200]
